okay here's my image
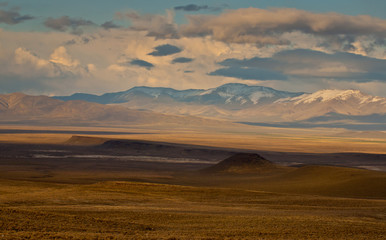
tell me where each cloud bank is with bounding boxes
[110,8,386,56]
[214,49,386,82]
[180,8,386,45]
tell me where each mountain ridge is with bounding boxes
[54,83,305,107]
[54,83,386,109]
[53,84,386,125]
[3,83,386,130]
[0,92,224,127]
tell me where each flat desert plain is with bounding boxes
[0,126,385,239]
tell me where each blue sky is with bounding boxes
[5,0,386,29]
[1,0,386,96]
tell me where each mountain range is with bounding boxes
[0,92,218,127]
[1,83,385,130]
[54,83,303,107]
[54,83,386,130]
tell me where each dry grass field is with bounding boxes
[1,180,385,240]
[0,128,385,239]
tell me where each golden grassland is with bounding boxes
[1,179,385,240]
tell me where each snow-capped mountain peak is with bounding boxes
[291,89,371,105]
[199,83,303,105]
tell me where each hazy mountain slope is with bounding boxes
[0,93,220,126]
[0,92,61,115]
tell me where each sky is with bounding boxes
[1,0,386,96]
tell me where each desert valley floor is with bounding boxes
[0,126,385,239]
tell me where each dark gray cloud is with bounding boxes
[64,39,76,45]
[174,4,227,12]
[213,49,386,82]
[219,57,278,69]
[81,37,90,44]
[174,4,209,12]
[130,59,154,69]
[44,16,95,35]
[148,44,182,56]
[275,49,386,81]
[0,8,34,24]
[101,21,121,29]
[172,57,193,63]
[209,66,287,80]
[64,37,92,46]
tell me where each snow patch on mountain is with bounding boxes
[249,92,274,104]
[276,89,386,105]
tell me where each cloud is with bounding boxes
[0,45,97,95]
[174,4,209,12]
[130,59,154,69]
[0,8,34,24]
[63,36,94,46]
[101,21,121,29]
[109,8,385,56]
[148,44,182,56]
[209,66,287,80]
[44,16,95,35]
[116,10,178,38]
[49,46,80,67]
[0,48,60,94]
[215,49,386,82]
[12,46,88,80]
[172,57,193,63]
[279,50,386,81]
[180,8,386,46]
[13,47,62,78]
[174,4,227,12]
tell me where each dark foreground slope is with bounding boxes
[200,165,386,199]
